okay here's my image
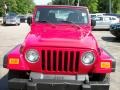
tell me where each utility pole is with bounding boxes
[109,0,112,14]
[68,0,69,5]
[51,0,53,5]
[77,0,80,6]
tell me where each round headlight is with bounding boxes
[81,52,95,65]
[25,49,39,63]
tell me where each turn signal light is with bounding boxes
[101,62,110,68]
[9,58,19,64]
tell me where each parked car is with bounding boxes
[93,15,119,29]
[104,13,120,20]
[3,5,115,90]
[90,13,105,19]
[3,12,20,25]
[110,23,120,38]
[18,15,27,23]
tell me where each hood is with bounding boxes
[24,23,97,49]
[31,23,91,39]
[6,16,16,19]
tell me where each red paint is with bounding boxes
[5,6,114,74]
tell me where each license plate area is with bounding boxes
[38,84,65,90]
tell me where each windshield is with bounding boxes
[7,12,17,16]
[6,12,17,18]
[35,7,88,24]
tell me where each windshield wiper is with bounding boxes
[61,21,80,29]
[37,20,56,27]
[38,20,49,23]
[60,20,74,23]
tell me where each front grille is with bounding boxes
[41,49,80,72]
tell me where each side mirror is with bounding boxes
[91,19,96,26]
[27,17,32,25]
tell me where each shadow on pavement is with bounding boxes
[93,29,109,31]
[101,36,120,43]
[0,73,8,90]
[1,24,19,27]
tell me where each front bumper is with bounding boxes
[6,21,17,24]
[8,78,109,90]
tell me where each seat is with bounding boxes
[67,13,84,23]
[47,13,57,23]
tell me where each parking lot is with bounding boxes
[0,23,120,90]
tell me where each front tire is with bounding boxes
[110,30,120,38]
[8,70,29,80]
[3,21,6,25]
[89,73,110,81]
[8,70,29,90]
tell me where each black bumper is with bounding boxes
[8,79,109,90]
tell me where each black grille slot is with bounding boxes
[47,50,51,71]
[58,51,62,71]
[64,51,68,71]
[75,51,80,72]
[70,51,74,71]
[42,50,45,70]
[53,51,56,71]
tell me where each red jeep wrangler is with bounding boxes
[3,5,115,90]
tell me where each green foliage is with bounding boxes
[0,0,5,16]
[53,0,120,13]
[15,0,35,14]
[53,0,98,13]
[6,0,17,12]
[53,0,75,5]
[76,0,98,13]
[87,0,98,13]
[112,0,120,13]
[98,0,120,13]
[0,0,35,16]
[98,0,109,13]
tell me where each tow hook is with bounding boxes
[28,78,33,82]
[82,75,91,90]
[28,78,37,90]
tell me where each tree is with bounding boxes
[76,0,98,13]
[0,0,4,16]
[0,0,35,16]
[98,0,120,13]
[6,0,17,13]
[112,0,120,13]
[98,0,110,13]
[87,0,98,13]
[15,0,35,14]
[53,0,98,13]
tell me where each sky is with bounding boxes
[34,0,52,5]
